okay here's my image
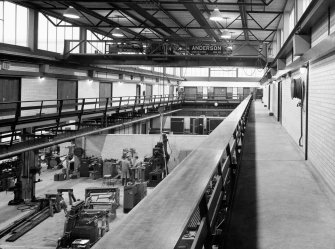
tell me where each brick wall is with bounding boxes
[308,53,335,191]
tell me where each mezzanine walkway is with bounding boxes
[225,100,335,249]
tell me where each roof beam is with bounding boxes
[151,0,195,38]
[108,3,166,38]
[124,2,179,37]
[239,0,249,41]
[68,2,147,39]
[21,0,269,6]
[181,0,220,42]
[9,1,120,40]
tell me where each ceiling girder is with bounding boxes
[124,2,178,37]
[68,2,147,39]
[238,0,249,41]
[108,2,167,38]
[67,54,266,67]
[181,0,220,42]
[21,0,271,6]
[10,1,121,41]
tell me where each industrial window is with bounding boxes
[210,67,236,77]
[183,67,209,77]
[0,1,28,46]
[86,30,107,54]
[238,68,264,78]
[302,0,312,12]
[38,13,80,53]
[165,67,174,75]
[289,7,295,34]
[280,29,284,48]
[175,68,181,77]
[153,67,163,73]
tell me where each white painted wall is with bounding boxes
[113,82,137,97]
[21,77,57,116]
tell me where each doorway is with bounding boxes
[57,80,77,110]
[0,77,20,116]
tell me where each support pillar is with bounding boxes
[79,27,87,54]
[27,9,38,51]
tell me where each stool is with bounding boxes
[102,175,113,186]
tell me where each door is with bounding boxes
[243,87,250,98]
[207,118,223,134]
[227,87,233,99]
[57,80,77,111]
[0,77,20,117]
[278,81,282,123]
[169,85,174,96]
[136,84,141,103]
[214,87,227,100]
[146,84,152,96]
[99,82,112,107]
[268,86,271,110]
[184,87,197,100]
[170,118,184,134]
[237,87,244,100]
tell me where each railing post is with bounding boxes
[152,95,156,110]
[199,195,212,249]
[10,102,21,146]
[39,101,44,117]
[78,99,86,130]
[103,97,109,127]
[55,99,63,135]
[118,97,122,112]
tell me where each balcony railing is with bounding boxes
[93,95,253,249]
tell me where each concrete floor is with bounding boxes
[225,100,335,249]
[0,166,153,249]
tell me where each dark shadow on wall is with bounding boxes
[224,100,258,249]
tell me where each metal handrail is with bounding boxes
[93,95,253,249]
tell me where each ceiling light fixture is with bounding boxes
[112,15,124,37]
[221,17,231,39]
[221,29,231,39]
[112,27,124,37]
[209,8,223,21]
[63,6,80,19]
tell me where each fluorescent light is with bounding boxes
[63,6,80,19]
[112,28,124,37]
[221,29,231,39]
[209,8,223,21]
[300,67,307,74]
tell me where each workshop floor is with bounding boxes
[225,100,335,249]
[0,167,154,249]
